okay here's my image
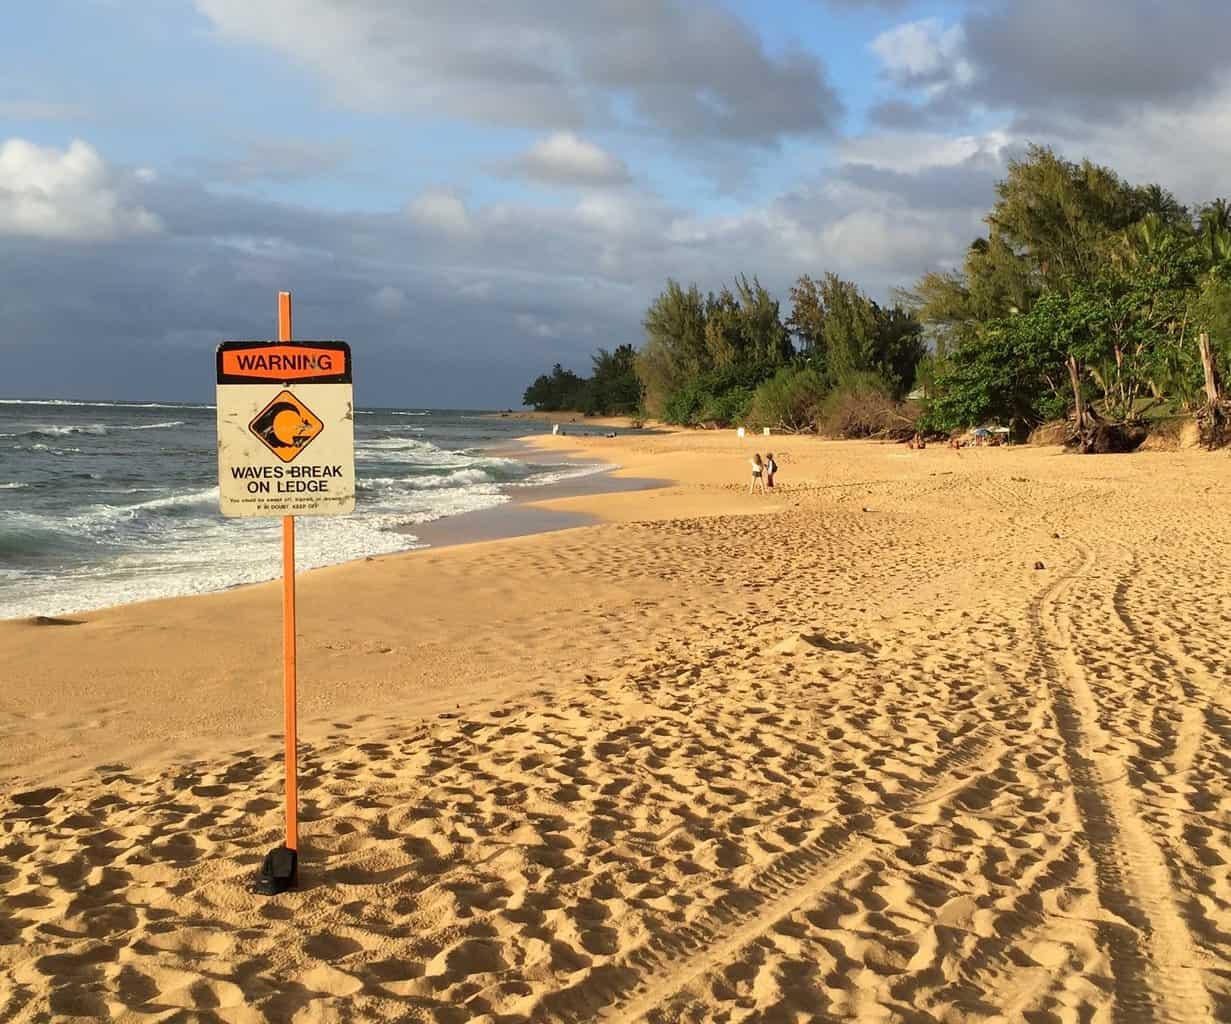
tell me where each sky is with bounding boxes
[2,1,1230,408]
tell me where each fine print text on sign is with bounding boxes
[217,341,355,517]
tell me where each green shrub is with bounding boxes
[663,381,704,425]
[745,366,827,432]
[699,386,753,426]
[662,363,772,426]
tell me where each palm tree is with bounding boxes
[1199,199,1231,268]
[1140,183,1187,226]
[1200,197,1231,232]
[1119,212,1174,269]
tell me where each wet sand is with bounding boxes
[409,467,666,550]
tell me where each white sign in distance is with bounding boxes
[216,341,355,517]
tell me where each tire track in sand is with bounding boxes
[531,729,1004,1023]
[1106,541,1207,785]
[1033,537,1213,1023]
[1105,537,1231,1016]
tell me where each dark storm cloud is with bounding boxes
[196,0,842,148]
[867,99,926,130]
[0,230,627,408]
[579,12,839,144]
[867,91,974,131]
[871,1,1231,130]
[0,177,638,406]
[963,0,1230,115]
[838,157,1001,211]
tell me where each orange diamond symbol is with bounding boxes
[249,389,324,463]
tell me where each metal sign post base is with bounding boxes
[253,844,298,895]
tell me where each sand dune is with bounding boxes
[2,435,1229,1021]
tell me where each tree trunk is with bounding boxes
[1067,354,1087,443]
[1198,332,1220,405]
[1197,332,1226,448]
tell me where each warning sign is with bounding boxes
[249,390,324,463]
[216,341,355,517]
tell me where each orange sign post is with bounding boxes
[215,292,355,895]
[278,292,300,883]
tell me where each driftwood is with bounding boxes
[1196,403,1228,448]
[1078,421,1148,454]
[1063,405,1147,453]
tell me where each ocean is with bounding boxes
[0,400,617,620]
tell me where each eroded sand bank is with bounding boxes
[1,432,1228,1022]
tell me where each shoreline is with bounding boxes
[415,433,668,547]
[483,408,660,430]
[0,429,660,625]
[408,466,666,549]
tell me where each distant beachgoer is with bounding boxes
[765,452,778,489]
[750,453,765,494]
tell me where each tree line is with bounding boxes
[523,146,1231,446]
[523,274,927,435]
[521,345,641,416]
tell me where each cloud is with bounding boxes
[1019,75,1231,205]
[865,96,961,130]
[13,5,1231,410]
[868,2,1231,131]
[861,1,1231,209]
[817,206,977,274]
[405,187,472,235]
[0,129,1001,405]
[838,129,1010,175]
[963,0,1230,116]
[515,313,569,339]
[0,138,161,240]
[14,87,1229,408]
[194,0,841,149]
[755,165,987,279]
[370,285,406,314]
[837,159,1002,213]
[506,133,630,187]
[198,138,351,184]
[871,19,974,93]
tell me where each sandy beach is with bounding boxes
[2,431,1228,1022]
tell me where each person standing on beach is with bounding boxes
[750,453,765,494]
[765,452,777,490]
